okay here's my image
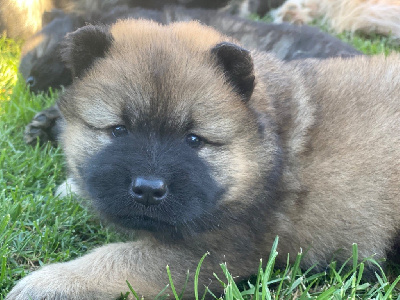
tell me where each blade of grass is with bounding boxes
[382,275,400,300]
[262,236,279,300]
[166,265,180,300]
[154,284,170,300]
[178,270,190,300]
[254,259,263,300]
[220,263,243,300]
[126,280,140,300]
[194,252,209,300]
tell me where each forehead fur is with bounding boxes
[60,19,248,135]
[110,20,232,52]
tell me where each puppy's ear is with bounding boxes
[211,42,255,102]
[60,25,113,78]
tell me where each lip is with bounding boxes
[111,214,177,231]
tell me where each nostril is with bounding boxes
[26,76,36,87]
[132,186,144,197]
[153,189,166,199]
[131,177,168,206]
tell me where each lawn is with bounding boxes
[0,20,399,299]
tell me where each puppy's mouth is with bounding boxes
[112,214,177,232]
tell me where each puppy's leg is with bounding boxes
[6,240,211,299]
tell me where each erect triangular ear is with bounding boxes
[60,24,113,78]
[211,42,255,102]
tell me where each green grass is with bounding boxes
[122,238,400,299]
[0,24,400,299]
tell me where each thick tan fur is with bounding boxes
[273,0,400,39]
[6,20,400,299]
[0,0,53,39]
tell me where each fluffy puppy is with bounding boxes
[272,0,400,39]
[6,20,400,299]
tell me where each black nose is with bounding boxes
[26,76,36,87]
[130,177,168,206]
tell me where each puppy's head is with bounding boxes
[19,11,82,92]
[58,20,281,237]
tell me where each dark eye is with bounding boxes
[26,76,36,88]
[111,125,128,137]
[185,134,203,149]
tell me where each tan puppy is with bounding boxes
[272,0,400,39]
[6,20,400,299]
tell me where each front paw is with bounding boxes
[6,263,122,300]
[7,264,80,300]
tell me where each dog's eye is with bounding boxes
[185,134,203,149]
[26,76,36,88]
[111,125,128,137]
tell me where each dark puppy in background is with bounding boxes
[6,20,400,299]
[19,9,82,93]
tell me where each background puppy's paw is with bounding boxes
[24,105,61,146]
